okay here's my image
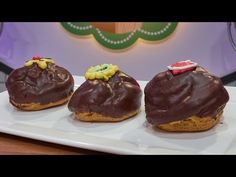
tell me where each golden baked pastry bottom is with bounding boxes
[157,111,223,132]
[74,109,140,122]
[10,92,73,111]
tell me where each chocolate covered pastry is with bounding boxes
[6,56,74,111]
[144,60,229,132]
[68,64,142,122]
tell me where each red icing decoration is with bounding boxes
[170,61,194,68]
[32,56,41,60]
[168,60,198,75]
[171,67,196,75]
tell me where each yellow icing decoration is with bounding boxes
[24,58,55,69]
[84,64,119,81]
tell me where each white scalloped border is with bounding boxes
[66,22,172,45]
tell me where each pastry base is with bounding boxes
[10,93,72,111]
[74,109,140,122]
[157,111,223,132]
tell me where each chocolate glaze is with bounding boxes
[68,71,142,118]
[6,63,74,104]
[144,66,229,125]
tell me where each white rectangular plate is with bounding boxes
[1,76,236,154]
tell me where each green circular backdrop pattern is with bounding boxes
[61,22,178,50]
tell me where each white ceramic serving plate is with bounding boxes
[1,76,236,154]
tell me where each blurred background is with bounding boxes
[1,22,236,92]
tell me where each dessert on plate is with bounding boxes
[68,64,142,122]
[6,56,74,111]
[144,60,229,132]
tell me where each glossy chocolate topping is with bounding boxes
[6,63,74,104]
[68,71,142,118]
[144,66,229,125]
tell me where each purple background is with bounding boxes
[1,22,236,80]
